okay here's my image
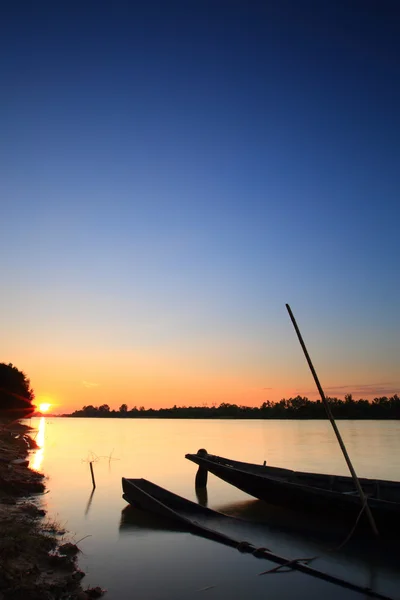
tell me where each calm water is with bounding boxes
[29,418,400,600]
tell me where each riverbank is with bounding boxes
[0,422,104,600]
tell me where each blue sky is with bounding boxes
[1,1,399,409]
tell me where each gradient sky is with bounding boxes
[1,1,399,413]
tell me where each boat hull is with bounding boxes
[185,453,400,535]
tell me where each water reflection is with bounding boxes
[31,416,45,471]
[216,497,347,539]
[84,488,96,517]
[119,504,186,533]
[119,495,399,593]
[217,498,400,575]
[25,417,400,600]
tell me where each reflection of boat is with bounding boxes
[120,503,187,533]
[121,478,393,600]
[185,451,400,535]
[215,498,400,574]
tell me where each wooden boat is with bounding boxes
[122,477,236,533]
[121,478,394,599]
[185,451,400,534]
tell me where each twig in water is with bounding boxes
[75,534,92,545]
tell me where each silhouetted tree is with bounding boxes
[0,363,35,421]
[80,405,98,417]
[119,403,128,413]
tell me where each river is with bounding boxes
[29,418,400,599]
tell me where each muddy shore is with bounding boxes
[0,422,104,600]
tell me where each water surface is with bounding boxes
[29,418,400,599]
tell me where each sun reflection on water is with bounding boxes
[31,416,45,471]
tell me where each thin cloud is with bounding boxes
[303,382,398,397]
[82,381,99,388]
[263,387,273,390]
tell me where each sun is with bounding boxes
[38,403,51,413]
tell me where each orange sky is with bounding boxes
[2,1,400,417]
[9,328,399,414]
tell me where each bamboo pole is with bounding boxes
[285,303,379,537]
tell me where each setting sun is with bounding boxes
[38,403,51,413]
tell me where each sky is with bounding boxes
[1,1,399,413]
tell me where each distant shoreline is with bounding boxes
[57,394,400,420]
[55,415,399,420]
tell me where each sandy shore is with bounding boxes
[0,422,104,600]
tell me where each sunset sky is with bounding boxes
[1,1,399,414]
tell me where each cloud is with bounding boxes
[263,387,273,390]
[82,381,99,388]
[303,382,398,397]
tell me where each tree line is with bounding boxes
[67,394,400,419]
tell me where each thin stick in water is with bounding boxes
[89,460,96,489]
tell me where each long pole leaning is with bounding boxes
[285,303,379,537]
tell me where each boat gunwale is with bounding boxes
[122,477,233,519]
